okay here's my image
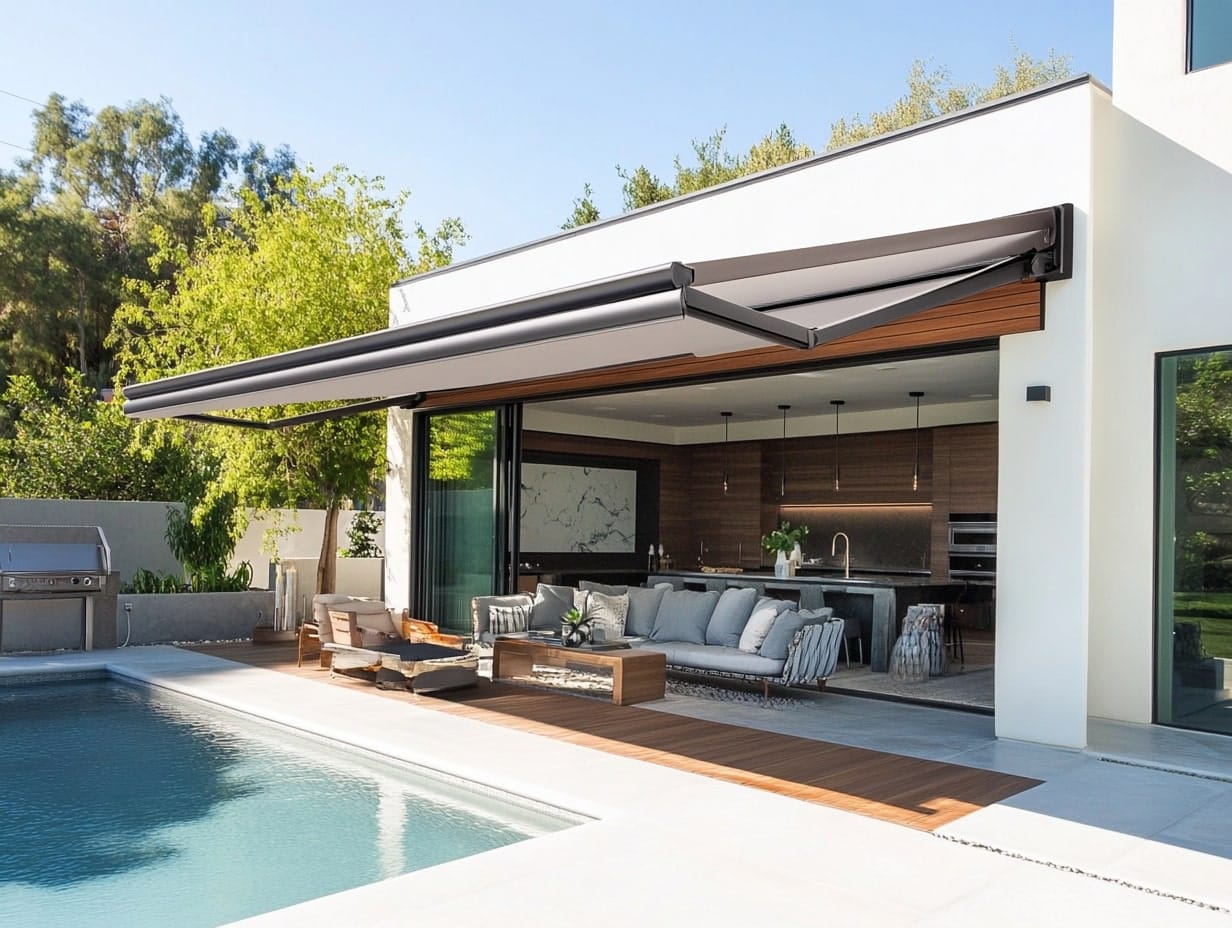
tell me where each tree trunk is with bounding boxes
[317,502,340,595]
[75,270,88,375]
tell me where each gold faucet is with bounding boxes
[831,531,851,579]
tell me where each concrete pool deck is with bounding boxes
[3,646,1230,926]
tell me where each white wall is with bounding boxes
[388,81,1102,747]
[1113,0,1232,172]
[1085,99,1232,725]
[0,498,384,590]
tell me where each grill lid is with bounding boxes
[0,524,112,577]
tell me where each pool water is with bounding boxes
[0,677,575,927]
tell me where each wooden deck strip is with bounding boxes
[189,641,1039,831]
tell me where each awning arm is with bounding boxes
[683,287,817,349]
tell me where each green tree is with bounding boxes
[561,182,601,229]
[602,47,1070,214]
[0,369,203,501]
[0,93,297,386]
[827,49,1071,150]
[113,167,465,594]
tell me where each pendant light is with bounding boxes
[830,400,845,491]
[720,411,732,495]
[909,391,924,492]
[778,404,791,498]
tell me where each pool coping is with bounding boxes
[3,647,1228,927]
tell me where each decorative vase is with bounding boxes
[563,623,589,647]
[774,550,789,578]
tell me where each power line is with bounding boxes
[0,138,34,153]
[0,88,43,107]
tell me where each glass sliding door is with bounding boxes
[414,406,521,634]
[1157,349,1232,735]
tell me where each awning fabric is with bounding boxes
[123,204,1071,421]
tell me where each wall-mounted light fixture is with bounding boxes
[830,400,845,491]
[1026,385,1052,403]
[909,391,924,492]
[721,411,732,495]
[778,404,790,498]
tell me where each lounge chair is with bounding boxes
[325,608,479,693]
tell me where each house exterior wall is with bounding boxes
[386,83,1100,748]
[1086,98,1232,725]
[1113,0,1232,173]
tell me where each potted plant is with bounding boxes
[561,605,591,648]
[761,521,809,578]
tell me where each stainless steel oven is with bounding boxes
[947,520,997,553]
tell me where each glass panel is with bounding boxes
[1157,349,1232,735]
[420,410,499,633]
[1190,0,1232,71]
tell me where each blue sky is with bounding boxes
[0,1,1112,260]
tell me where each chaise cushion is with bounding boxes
[625,584,671,637]
[738,597,791,653]
[705,586,759,647]
[759,607,834,660]
[639,641,786,678]
[651,589,720,644]
[587,590,629,639]
[530,583,573,630]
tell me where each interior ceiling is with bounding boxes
[527,349,999,429]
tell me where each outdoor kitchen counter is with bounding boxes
[648,571,964,672]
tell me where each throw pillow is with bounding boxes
[625,585,669,637]
[488,603,530,635]
[572,589,591,615]
[739,600,789,653]
[704,586,759,647]
[530,583,573,630]
[651,589,720,644]
[579,580,628,596]
[587,590,629,639]
[759,607,834,660]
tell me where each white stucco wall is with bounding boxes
[1085,99,1232,725]
[1113,0,1232,173]
[387,82,1101,747]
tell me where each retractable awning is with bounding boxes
[123,204,1071,422]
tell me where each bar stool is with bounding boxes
[842,615,863,667]
[945,607,965,666]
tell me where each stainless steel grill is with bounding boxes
[0,524,117,651]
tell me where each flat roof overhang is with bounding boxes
[123,204,1072,424]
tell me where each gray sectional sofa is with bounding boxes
[471,580,844,696]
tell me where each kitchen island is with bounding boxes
[648,570,969,672]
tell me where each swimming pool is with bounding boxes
[0,675,577,927]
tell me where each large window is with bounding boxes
[1157,349,1232,735]
[1189,0,1232,71]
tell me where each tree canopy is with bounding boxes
[112,167,465,592]
[0,94,296,388]
[566,47,1071,224]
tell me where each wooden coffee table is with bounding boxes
[492,637,666,706]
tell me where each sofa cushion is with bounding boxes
[471,593,533,641]
[587,590,629,639]
[579,580,628,596]
[759,607,834,660]
[705,586,759,647]
[625,585,669,637]
[651,589,720,644]
[639,641,786,678]
[738,598,791,653]
[530,583,573,630]
[489,602,531,635]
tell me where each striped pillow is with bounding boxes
[488,603,530,635]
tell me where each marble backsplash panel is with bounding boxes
[520,462,637,553]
